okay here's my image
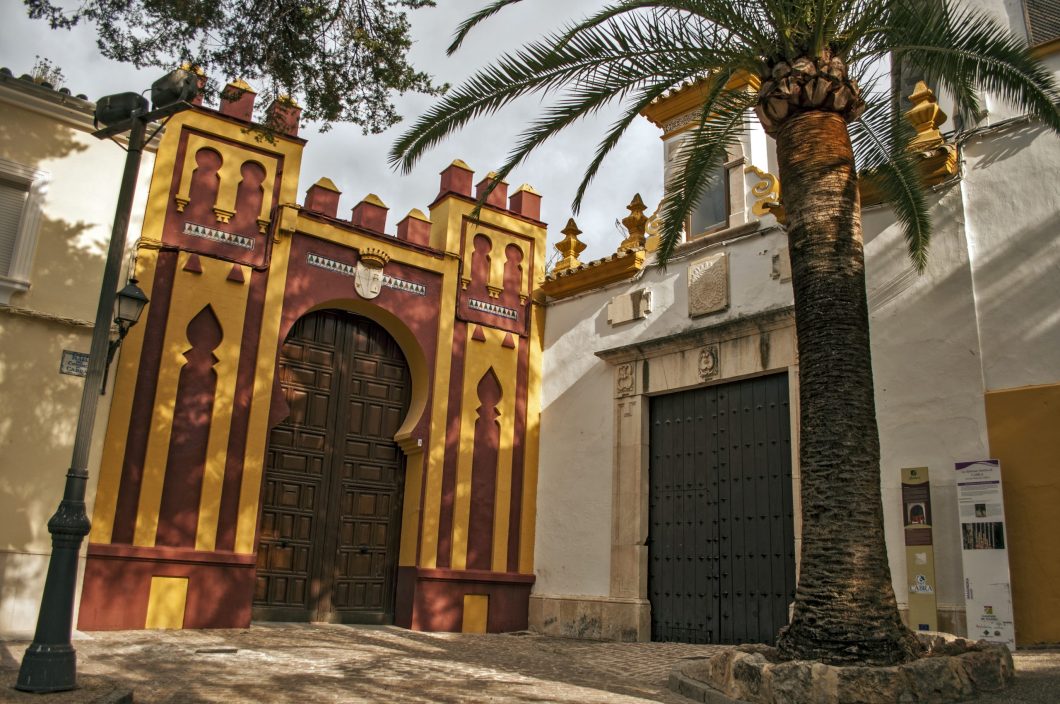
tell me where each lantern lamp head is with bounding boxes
[114,279,149,329]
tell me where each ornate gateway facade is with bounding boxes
[76,83,546,633]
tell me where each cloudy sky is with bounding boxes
[0,0,665,261]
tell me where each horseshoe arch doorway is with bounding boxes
[253,309,411,623]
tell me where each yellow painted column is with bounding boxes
[89,244,159,543]
[519,301,545,574]
[451,327,518,571]
[233,235,292,554]
[418,259,461,568]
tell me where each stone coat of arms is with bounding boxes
[355,248,390,300]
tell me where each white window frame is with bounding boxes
[0,157,49,304]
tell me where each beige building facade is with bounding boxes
[0,68,155,635]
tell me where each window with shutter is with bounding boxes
[0,158,49,304]
[0,179,29,277]
[1024,0,1060,49]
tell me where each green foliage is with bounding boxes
[391,0,1060,270]
[23,0,446,133]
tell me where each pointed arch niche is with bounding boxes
[466,367,502,571]
[157,305,223,548]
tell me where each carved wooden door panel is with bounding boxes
[324,322,409,622]
[254,310,409,623]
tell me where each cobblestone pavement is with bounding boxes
[2,626,1057,703]
[1,625,718,703]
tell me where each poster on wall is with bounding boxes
[901,467,938,632]
[956,459,1015,647]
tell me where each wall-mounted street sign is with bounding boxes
[901,466,938,632]
[956,459,1015,647]
[59,350,90,378]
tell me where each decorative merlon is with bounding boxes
[406,208,430,222]
[361,193,388,208]
[553,218,587,274]
[313,177,341,192]
[514,183,540,196]
[618,194,649,252]
[226,78,255,93]
[861,81,958,204]
[275,94,301,109]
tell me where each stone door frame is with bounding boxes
[597,306,802,641]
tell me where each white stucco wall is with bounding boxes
[537,217,793,599]
[962,121,1060,391]
[863,185,992,621]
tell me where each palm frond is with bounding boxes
[447,0,526,55]
[571,81,683,214]
[471,12,737,207]
[391,12,732,173]
[850,96,932,271]
[552,1,773,55]
[871,0,1060,132]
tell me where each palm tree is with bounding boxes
[391,0,1060,666]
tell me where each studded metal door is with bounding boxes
[254,310,409,623]
[648,372,795,644]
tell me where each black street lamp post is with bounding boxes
[16,69,197,693]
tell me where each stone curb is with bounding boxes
[667,634,1015,704]
[669,668,747,704]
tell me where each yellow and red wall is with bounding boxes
[77,83,545,633]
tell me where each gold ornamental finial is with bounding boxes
[905,81,947,150]
[554,218,587,274]
[618,194,648,252]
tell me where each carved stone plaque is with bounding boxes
[698,345,720,381]
[688,252,729,317]
[616,363,635,397]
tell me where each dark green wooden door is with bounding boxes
[649,373,796,644]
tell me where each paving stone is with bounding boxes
[1,625,720,703]
[2,627,1056,703]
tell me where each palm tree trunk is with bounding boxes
[773,110,922,666]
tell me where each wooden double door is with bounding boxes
[253,310,410,623]
[648,373,796,644]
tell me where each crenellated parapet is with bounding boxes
[79,79,547,635]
